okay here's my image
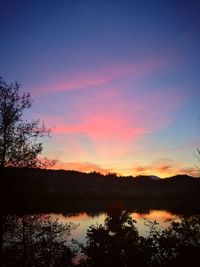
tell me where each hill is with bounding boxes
[1,168,200,213]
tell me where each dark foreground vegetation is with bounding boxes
[1,208,200,267]
[1,168,200,214]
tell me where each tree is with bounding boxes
[194,148,200,171]
[79,204,151,267]
[0,77,51,168]
[157,216,200,267]
[2,214,76,266]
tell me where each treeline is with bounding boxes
[1,210,200,266]
[1,168,200,211]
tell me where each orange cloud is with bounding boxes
[54,160,111,174]
[51,157,200,179]
[132,158,199,178]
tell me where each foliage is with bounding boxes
[194,148,200,171]
[1,214,76,266]
[79,204,152,267]
[0,77,52,168]
[1,211,200,266]
[78,209,200,267]
[2,168,200,205]
[157,215,200,266]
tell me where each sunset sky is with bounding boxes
[1,0,200,177]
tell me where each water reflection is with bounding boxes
[1,210,200,266]
[50,209,178,242]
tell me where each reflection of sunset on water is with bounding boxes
[131,210,178,237]
[50,212,107,243]
[132,210,176,223]
[49,209,178,243]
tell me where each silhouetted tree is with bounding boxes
[77,207,200,267]
[2,214,76,266]
[2,212,200,266]
[78,204,151,267]
[0,77,51,168]
[156,216,200,267]
[194,148,200,171]
[0,77,54,263]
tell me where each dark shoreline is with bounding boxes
[1,167,200,215]
[1,197,200,217]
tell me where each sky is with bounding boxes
[1,0,200,177]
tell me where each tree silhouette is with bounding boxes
[156,216,200,267]
[78,205,200,267]
[194,148,200,171]
[1,212,200,266]
[78,203,152,267]
[2,214,76,266]
[0,77,51,168]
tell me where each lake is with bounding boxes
[2,200,200,266]
[49,209,180,244]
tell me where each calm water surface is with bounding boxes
[50,210,179,243]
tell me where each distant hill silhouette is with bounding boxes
[134,175,161,181]
[1,168,200,213]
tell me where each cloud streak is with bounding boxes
[132,158,199,177]
[41,77,186,163]
[33,55,173,95]
[33,56,190,174]
[54,160,111,174]
[46,86,184,152]
[52,158,199,178]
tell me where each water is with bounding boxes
[3,206,198,266]
[49,209,179,243]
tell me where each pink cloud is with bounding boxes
[53,115,146,139]
[42,81,186,161]
[53,84,182,134]
[34,55,188,164]
[33,55,173,95]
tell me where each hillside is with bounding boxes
[1,168,200,214]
